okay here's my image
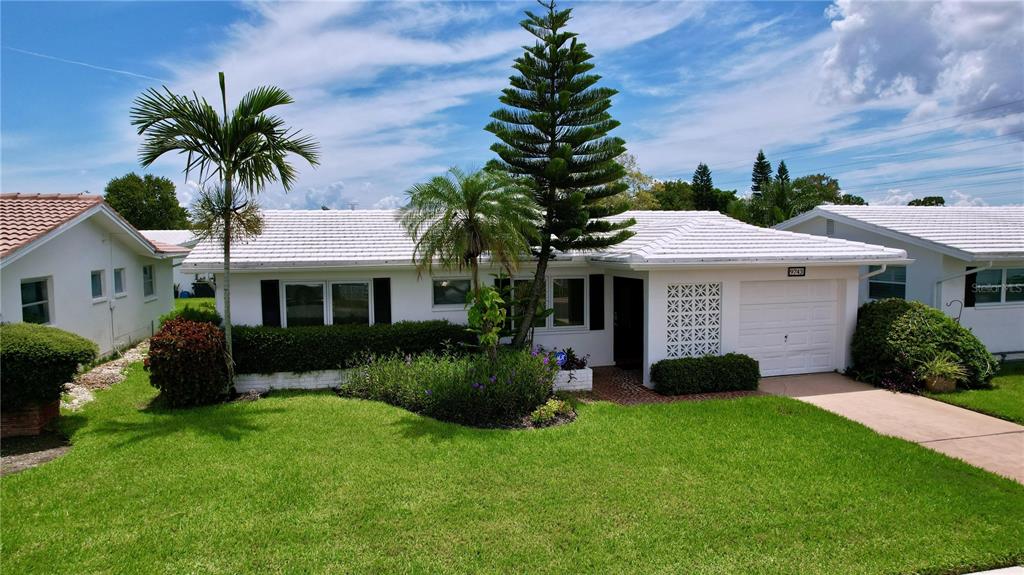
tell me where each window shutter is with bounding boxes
[373,278,392,324]
[964,267,976,308]
[589,274,605,330]
[260,280,281,327]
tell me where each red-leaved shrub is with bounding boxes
[145,318,229,407]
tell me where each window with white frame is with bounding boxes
[21,278,50,324]
[285,283,325,326]
[142,265,155,297]
[432,279,471,306]
[974,268,1024,304]
[551,278,585,327]
[331,282,370,325]
[114,268,126,296]
[91,270,105,300]
[868,265,906,300]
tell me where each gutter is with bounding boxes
[933,261,994,307]
[860,264,888,280]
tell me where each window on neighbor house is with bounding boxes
[331,282,370,325]
[432,279,471,306]
[114,268,126,296]
[868,265,906,300]
[142,265,155,297]
[552,278,585,327]
[21,278,50,324]
[974,268,1024,304]
[91,270,105,299]
[285,283,325,326]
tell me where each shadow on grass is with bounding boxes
[62,400,284,447]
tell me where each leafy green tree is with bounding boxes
[751,149,773,194]
[775,160,790,187]
[908,196,945,206]
[839,193,866,205]
[791,173,841,205]
[486,0,634,347]
[692,163,717,211]
[131,73,319,377]
[598,153,660,210]
[104,173,189,229]
[652,180,693,210]
[400,167,539,295]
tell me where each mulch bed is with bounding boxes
[579,366,763,405]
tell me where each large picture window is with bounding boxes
[432,279,471,306]
[975,268,1024,304]
[332,282,370,325]
[868,265,906,300]
[285,283,325,326]
[552,278,585,327]
[21,279,50,324]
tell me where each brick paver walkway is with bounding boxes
[584,366,762,405]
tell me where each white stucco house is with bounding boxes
[777,205,1024,355]
[137,229,213,297]
[0,193,187,354]
[182,209,907,384]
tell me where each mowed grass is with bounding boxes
[175,296,215,312]
[927,361,1024,424]
[3,365,1023,575]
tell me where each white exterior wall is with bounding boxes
[214,261,617,367]
[644,265,860,385]
[0,218,175,354]
[787,217,1024,353]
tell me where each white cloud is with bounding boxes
[822,1,1024,137]
[948,190,988,206]
[873,189,916,205]
[373,195,405,209]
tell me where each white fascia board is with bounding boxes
[611,257,914,271]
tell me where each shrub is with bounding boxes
[650,353,760,395]
[0,323,97,410]
[850,299,997,390]
[159,302,222,328]
[232,321,475,374]
[529,398,574,426]
[145,318,229,407]
[342,349,556,427]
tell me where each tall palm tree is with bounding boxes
[400,167,539,295]
[131,73,319,375]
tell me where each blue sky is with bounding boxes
[3,1,1022,209]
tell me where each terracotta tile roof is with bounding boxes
[0,193,103,258]
[149,240,191,254]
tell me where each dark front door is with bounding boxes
[613,277,644,368]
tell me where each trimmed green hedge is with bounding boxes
[850,299,997,391]
[0,323,97,410]
[159,302,222,328]
[232,321,475,374]
[650,354,760,395]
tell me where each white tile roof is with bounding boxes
[139,229,197,247]
[784,205,1024,261]
[182,209,906,271]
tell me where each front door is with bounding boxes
[613,277,644,368]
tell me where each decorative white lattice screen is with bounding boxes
[666,283,722,358]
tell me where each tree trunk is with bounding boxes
[223,176,234,384]
[511,236,551,348]
[470,258,480,297]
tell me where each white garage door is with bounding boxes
[738,280,838,377]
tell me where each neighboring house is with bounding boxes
[0,194,187,354]
[182,210,906,383]
[777,205,1024,354]
[137,229,212,296]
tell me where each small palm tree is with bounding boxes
[131,73,319,376]
[189,185,264,254]
[400,167,539,295]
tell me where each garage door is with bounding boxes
[738,280,838,377]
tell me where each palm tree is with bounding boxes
[400,167,539,295]
[131,73,319,376]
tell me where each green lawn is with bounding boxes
[175,296,215,311]
[927,361,1024,424]
[3,365,1023,574]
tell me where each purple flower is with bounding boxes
[489,375,497,383]
[542,356,549,365]
[425,389,432,395]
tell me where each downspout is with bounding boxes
[859,264,887,281]
[934,261,993,308]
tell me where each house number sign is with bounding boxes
[787,267,806,277]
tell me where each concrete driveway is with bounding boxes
[761,373,1024,483]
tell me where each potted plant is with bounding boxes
[550,347,592,392]
[919,351,966,393]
